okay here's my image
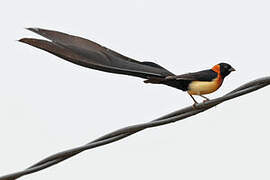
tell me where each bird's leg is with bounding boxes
[199,95,210,102]
[188,92,198,109]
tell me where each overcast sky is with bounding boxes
[1,0,270,179]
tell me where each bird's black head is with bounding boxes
[219,63,235,78]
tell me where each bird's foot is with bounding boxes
[192,103,198,109]
[203,99,209,103]
[200,95,210,102]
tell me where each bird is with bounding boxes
[19,28,235,105]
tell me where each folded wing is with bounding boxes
[151,69,218,91]
[174,70,217,81]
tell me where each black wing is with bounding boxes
[156,69,218,91]
[174,69,218,81]
[19,28,174,79]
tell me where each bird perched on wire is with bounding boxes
[19,28,235,104]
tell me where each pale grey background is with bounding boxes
[1,0,270,179]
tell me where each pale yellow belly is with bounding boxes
[188,78,223,95]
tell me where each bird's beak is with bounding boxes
[229,67,236,72]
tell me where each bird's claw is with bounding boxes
[203,99,209,103]
[192,103,198,109]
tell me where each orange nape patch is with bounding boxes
[211,64,220,73]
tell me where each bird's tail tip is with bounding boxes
[26,27,40,33]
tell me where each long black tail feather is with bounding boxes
[20,28,174,80]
